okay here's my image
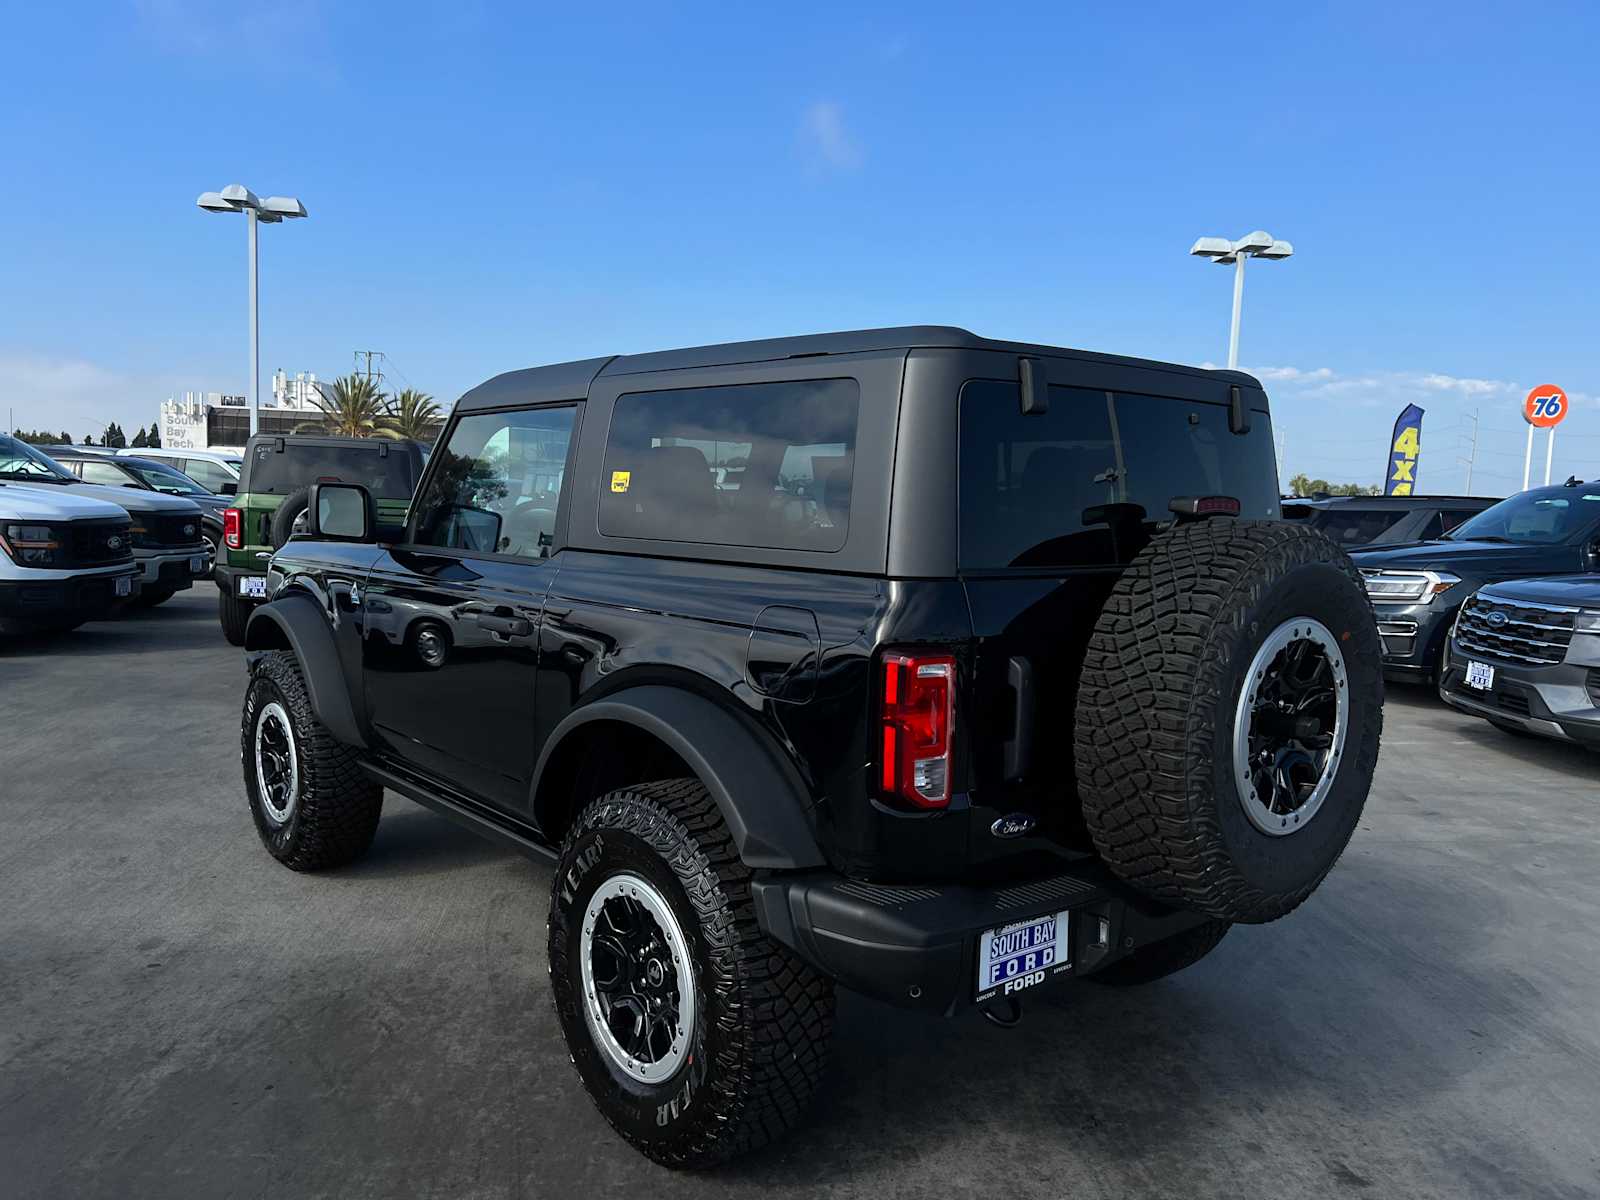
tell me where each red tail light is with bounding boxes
[879,651,956,808]
[223,507,242,550]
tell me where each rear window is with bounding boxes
[958,381,1280,569]
[243,442,419,500]
[600,379,859,552]
[1309,507,1408,546]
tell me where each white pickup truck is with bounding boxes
[0,436,209,612]
[0,472,140,635]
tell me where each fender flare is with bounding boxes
[531,686,826,870]
[243,593,366,749]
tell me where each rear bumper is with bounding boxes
[1439,652,1600,747]
[752,860,1211,1014]
[214,561,266,600]
[0,567,141,623]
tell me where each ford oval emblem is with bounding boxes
[991,813,1037,840]
[184,523,196,537]
[1485,610,1509,627]
[107,535,123,549]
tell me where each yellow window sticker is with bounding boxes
[610,470,631,494]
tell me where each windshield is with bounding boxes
[0,436,74,482]
[1447,487,1600,544]
[125,461,208,495]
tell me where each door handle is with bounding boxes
[477,612,533,638]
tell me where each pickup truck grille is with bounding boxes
[63,519,134,567]
[145,514,204,548]
[1455,593,1577,666]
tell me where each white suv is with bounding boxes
[117,447,242,495]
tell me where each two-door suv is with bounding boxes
[235,328,1383,1167]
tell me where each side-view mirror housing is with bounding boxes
[218,482,237,496]
[1586,538,1600,572]
[307,482,376,542]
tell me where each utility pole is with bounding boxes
[1459,408,1479,493]
[354,350,386,387]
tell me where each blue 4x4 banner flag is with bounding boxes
[1385,404,1424,495]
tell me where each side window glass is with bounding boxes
[186,460,225,491]
[599,379,859,551]
[411,407,576,558]
[82,460,133,487]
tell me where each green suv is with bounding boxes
[217,434,425,643]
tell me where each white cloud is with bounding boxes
[0,352,207,441]
[799,101,863,172]
[1417,372,1510,397]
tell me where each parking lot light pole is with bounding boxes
[1189,231,1294,369]
[196,186,309,437]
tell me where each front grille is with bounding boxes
[62,519,133,568]
[1454,593,1576,666]
[145,513,204,548]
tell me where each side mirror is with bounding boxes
[307,482,376,542]
[1586,539,1600,572]
[218,482,237,496]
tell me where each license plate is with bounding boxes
[1465,660,1494,691]
[239,576,268,599]
[114,576,132,598]
[190,555,209,574]
[975,910,1072,1003]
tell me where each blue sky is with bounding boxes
[1,1,1596,494]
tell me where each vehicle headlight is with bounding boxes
[128,522,156,548]
[1575,609,1600,634]
[0,523,62,566]
[1360,569,1461,604]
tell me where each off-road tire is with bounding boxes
[241,649,382,870]
[1074,519,1383,924]
[219,588,251,646]
[270,486,312,549]
[1087,919,1232,987]
[132,584,178,609]
[548,779,835,1169]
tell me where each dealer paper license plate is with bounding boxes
[1465,660,1494,691]
[975,910,1072,1003]
[239,576,268,599]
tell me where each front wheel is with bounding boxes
[548,779,835,1169]
[241,650,383,870]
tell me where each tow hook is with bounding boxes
[980,995,1024,1029]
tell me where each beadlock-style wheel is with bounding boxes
[253,700,299,826]
[1232,617,1349,836]
[579,872,696,1085]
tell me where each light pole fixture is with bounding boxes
[1190,230,1293,369]
[196,184,308,437]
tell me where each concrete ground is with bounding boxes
[2,588,1598,1200]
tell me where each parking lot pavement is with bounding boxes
[2,589,1598,1200]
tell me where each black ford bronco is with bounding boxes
[236,327,1383,1167]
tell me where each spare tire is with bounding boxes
[1074,519,1383,924]
[269,486,312,549]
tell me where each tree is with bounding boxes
[302,374,396,438]
[132,427,148,448]
[59,431,71,445]
[101,422,126,448]
[1288,472,1381,497]
[383,388,442,441]
[146,422,161,449]
[82,433,94,445]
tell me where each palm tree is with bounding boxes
[305,374,396,438]
[384,388,443,441]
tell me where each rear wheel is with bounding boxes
[548,779,834,1168]
[219,588,251,645]
[1087,920,1231,987]
[270,487,312,549]
[1074,520,1384,924]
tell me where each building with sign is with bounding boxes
[157,371,334,452]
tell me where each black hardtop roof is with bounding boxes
[456,326,1261,413]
